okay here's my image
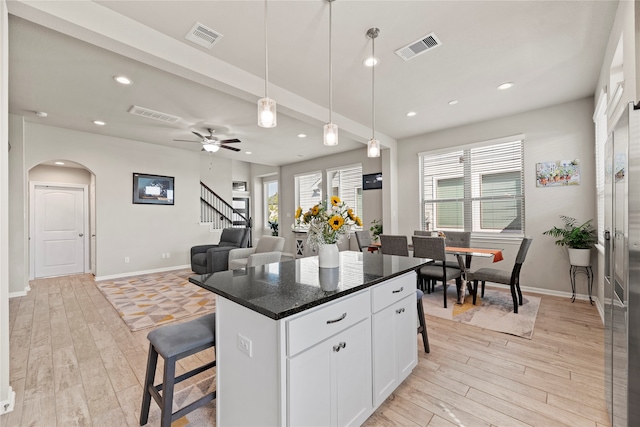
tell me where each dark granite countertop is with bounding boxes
[189,250,432,320]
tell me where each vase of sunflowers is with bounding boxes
[294,196,362,268]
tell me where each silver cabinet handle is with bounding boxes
[79,233,84,237]
[326,313,347,324]
[392,287,404,294]
[333,342,347,352]
[396,307,406,314]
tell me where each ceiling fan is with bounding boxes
[174,128,241,152]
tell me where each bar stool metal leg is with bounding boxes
[140,344,158,426]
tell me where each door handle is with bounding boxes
[79,233,84,237]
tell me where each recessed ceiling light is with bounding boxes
[406,112,417,117]
[114,76,132,85]
[245,151,252,155]
[497,82,514,90]
[448,100,459,105]
[363,57,378,67]
[93,120,106,126]
[298,134,307,138]
[54,161,65,165]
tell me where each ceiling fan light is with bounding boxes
[367,138,380,158]
[203,144,220,152]
[258,97,277,128]
[323,123,338,146]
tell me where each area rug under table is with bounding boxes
[96,269,216,332]
[421,284,540,339]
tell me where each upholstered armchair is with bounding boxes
[190,228,250,274]
[228,236,285,270]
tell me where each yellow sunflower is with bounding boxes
[311,205,320,216]
[355,216,363,227]
[295,206,302,219]
[329,215,344,231]
[347,208,356,221]
[303,212,311,223]
[330,196,341,206]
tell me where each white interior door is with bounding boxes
[34,185,86,278]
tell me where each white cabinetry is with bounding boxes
[371,275,417,406]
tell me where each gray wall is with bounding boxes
[20,122,225,278]
[280,146,382,255]
[397,97,597,296]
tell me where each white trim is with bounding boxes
[94,264,191,282]
[29,181,90,280]
[8,284,30,299]
[417,133,525,157]
[595,297,605,324]
[0,386,15,415]
[488,282,596,302]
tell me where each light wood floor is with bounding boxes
[0,272,609,427]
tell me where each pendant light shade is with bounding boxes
[258,0,277,128]
[324,0,338,146]
[366,27,380,158]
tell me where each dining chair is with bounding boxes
[354,230,372,252]
[412,235,463,308]
[468,237,533,314]
[413,230,430,236]
[439,231,472,269]
[379,234,409,257]
[416,289,429,353]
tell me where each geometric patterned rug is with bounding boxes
[95,269,216,332]
[421,284,541,339]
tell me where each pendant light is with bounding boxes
[258,0,277,128]
[323,0,338,146]
[366,28,380,157]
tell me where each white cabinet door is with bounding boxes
[288,319,372,427]
[372,294,417,407]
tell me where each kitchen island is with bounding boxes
[189,250,432,426]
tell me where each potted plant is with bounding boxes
[543,215,597,266]
[370,219,383,242]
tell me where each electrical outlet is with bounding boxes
[237,334,252,357]
[166,252,170,258]
[124,257,130,263]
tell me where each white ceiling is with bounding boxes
[7,1,618,167]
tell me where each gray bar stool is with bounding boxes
[140,312,217,427]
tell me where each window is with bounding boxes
[420,137,524,236]
[265,180,278,224]
[327,164,363,224]
[295,172,322,210]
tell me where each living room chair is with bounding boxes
[468,237,533,314]
[228,236,285,270]
[354,230,372,252]
[379,234,409,257]
[412,235,463,308]
[190,228,250,274]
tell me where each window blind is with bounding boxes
[420,139,524,236]
[328,165,363,220]
[296,172,322,210]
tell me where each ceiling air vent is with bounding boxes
[395,32,441,61]
[128,105,181,124]
[185,22,223,49]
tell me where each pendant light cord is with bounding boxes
[264,0,269,99]
[329,0,333,124]
[371,33,375,140]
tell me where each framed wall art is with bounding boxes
[133,173,175,205]
[536,159,580,187]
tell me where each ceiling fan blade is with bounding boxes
[192,131,205,140]
[220,145,241,152]
[173,139,201,143]
[220,138,241,144]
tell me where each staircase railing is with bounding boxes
[200,182,251,237]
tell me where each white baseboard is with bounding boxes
[487,282,596,303]
[94,264,191,282]
[0,386,16,415]
[8,285,31,299]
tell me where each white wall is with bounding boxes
[29,164,92,184]
[8,114,27,296]
[199,154,233,203]
[280,146,382,254]
[21,122,221,278]
[397,97,597,295]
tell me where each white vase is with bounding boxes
[318,243,340,269]
[318,266,340,291]
[568,248,591,266]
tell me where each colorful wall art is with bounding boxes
[536,159,580,187]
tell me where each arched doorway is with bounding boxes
[28,160,96,279]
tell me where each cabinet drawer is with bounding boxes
[287,291,370,356]
[371,273,415,313]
